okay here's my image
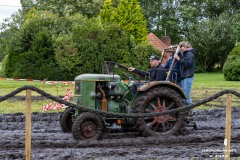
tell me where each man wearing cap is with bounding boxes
[128,54,166,95]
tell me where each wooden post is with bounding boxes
[26,89,32,160]
[224,93,232,160]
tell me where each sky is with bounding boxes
[0,0,21,24]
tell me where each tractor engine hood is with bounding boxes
[75,74,121,82]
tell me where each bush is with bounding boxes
[130,41,159,71]
[229,42,240,56]
[223,54,240,81]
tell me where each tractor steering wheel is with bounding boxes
[122,72,136,82]
[122,72,137,90]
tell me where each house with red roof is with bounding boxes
[147,33,174,65]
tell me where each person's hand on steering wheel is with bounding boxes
[128,67,135,72]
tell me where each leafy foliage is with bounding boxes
[138,0,240,72]
[100,0,148,43]
[99,0,114,25]
[223,55,240,81]
[25,0,104,17]
[187,13,238,71]
[0,0,153,80]
[129,40,160,70]
[3,9,67,80]
[223,44,240,81]
[53,14,131,75]
[229,43,240,56]
[1,0,240,80]
[139,0,182,44]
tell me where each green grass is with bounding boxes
[193,72,240,90]
[0,99,65,114]
[0,80,73,96]
[0,80,74,113]
[192,72,240,110]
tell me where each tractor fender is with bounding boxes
[137,81,187,99]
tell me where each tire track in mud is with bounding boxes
[0,108,239,160]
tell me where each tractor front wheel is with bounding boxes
[60,107,75,133]
[72,112,103,140]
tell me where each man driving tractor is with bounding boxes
[128,54,167,95]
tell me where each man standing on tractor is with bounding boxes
[128,54,167,95]
[164,50,182,86]
[173,41,195,119]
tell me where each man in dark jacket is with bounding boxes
[174,41,195,120]
[164,51,181,86]
[128,54,166,95]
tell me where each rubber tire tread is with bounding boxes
[135,87,186,135]
[60,107,75,133]
[72,112,103,140]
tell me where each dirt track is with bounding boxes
[0,107,239,160]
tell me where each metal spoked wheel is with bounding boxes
[135,87,186,135]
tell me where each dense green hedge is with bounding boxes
[223,44,240,81]
[2,10,153,81]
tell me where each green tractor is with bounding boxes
[60,61,187,140]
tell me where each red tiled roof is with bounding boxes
[147,33,168,52]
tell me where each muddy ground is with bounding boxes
[0,107,239,160]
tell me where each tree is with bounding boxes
[109,0,148,43]
[158,0,180,43]
[99,0,114,25]
[2,0,239,79]
[0,11,24,76]
[1,0,153,80]
[34,0,104,17]
[53,13,131,76]
[139,0,240,48]
[3,9,68,80]
[139,0,182,43]
[177,1,202,37]
[178,0,240,36]
[139,0,163,31]
[187,13,238,71]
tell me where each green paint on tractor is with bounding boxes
[60,61,188,140]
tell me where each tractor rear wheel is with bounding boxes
[72,112,103,140]
[135,87,185,135]
[60,107,75,133]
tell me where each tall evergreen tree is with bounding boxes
[110,0,148,43]
[99,0,114,25]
